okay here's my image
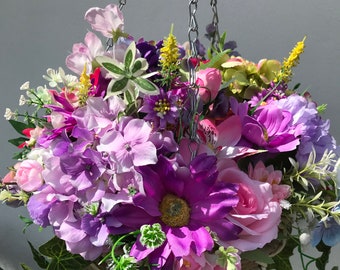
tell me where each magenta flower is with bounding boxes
[84,4,124,38]
[242,103,302,152]
[97,117,157,173]
[111,154,240,268]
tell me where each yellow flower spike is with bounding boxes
[78,65,92,105]
[279,36,306,82]
[160,24,180,71]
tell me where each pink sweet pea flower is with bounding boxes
[196,68,221,103]
[84,4,124,38]
[15,160,44,192]
[66,31,104,75]
[2,162,21,184]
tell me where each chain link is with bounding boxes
[187,0,200,144]
[188,0,199,86]
[118,0,126,10]
[210,0,220,50]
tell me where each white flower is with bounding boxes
[58,67,78,88]
[280,199,292,210]
[19,81,30,90]
[42,68,63,87]
[299,232,311,245]
[19,95,27,106]
[27,147,50,165]
[4,108,15,120]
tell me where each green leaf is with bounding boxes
[268,237,298,270]
[241,249,274,265]
[20,264,32,270]
[19,215,34,233]
[107,77,129,96]
[200,50,230,69]
[27,241,49,269]
[315,242,331,270]
[96,56,125,75]
[131,59,143,74]
[8,137,27,147]
[124,42,136,70]
[8,120,35,135]
[133,77,159,94]
[39,237,91,270]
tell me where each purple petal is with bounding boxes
[190,226,214,255]
[133,193,161,217]
[167,226,192,257]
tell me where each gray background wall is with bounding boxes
[0,0,339,269]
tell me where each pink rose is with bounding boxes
[196,68,221,103]
[248,161,290,202]
[218,167,281,251]
[15,160,44,192]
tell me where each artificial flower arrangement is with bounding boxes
[1,3,340,270]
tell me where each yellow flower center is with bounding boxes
[154,98,170,118]
[159,194,190,227]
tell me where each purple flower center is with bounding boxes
[159,194,190,227]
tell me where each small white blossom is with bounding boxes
[280,199,292,210]
[19,81,30,90]
[19,95,27,106]
[43,68,63,88]
[59,67,78,88]
[299,232,311,245]
[4,108,15,120]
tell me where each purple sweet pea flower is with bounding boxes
[111,154,240,268]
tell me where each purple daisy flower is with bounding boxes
[111,154,240,268]
[139,88,179,129]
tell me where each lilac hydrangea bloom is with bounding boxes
[275,94,339,165]
[110,154,240,268]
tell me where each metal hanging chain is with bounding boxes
[210,0,220,50]
[188,0,199,86]
[187,0,200,145]
[118,0,126,10]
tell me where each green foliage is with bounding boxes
[27,241,49,269]
[241,248,274,265]
[267,238,298,270]
[28,237,91,270]
[19,215,34,233]
[314,242,331,270]
[20,264,32,270]
[215,246,240,270]
[96,42,159,98]
[8,119,35,135]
